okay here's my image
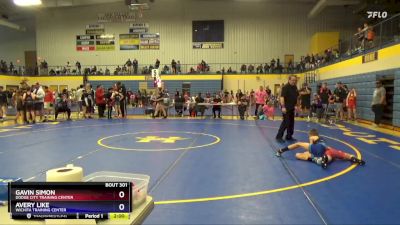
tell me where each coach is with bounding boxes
[276,75,299,143]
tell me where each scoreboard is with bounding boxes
[8,182,132,220]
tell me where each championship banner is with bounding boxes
[98,12,136,23]
[119,34,140,50]
[86,24,105,35]
[96,34,115,51]
[76,35,95,51]
[139,33,160,50]
[129,23,149,33]
[193,42,224,49]
[129,28,148,33]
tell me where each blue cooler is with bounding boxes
[0,177,23,202]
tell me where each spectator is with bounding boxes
[33,82,45,122]
[212,94,222,119]
[105,67,110,75]
[55,89,71,121]
[82,83,94,119]
[66,61,71,74]
[133,58,138,74]
[333,82,347,121]
[319,82,331,110]
[176,60,181,74]
[0,86,7,121]
[255,86,267,116]
[264,63,270,74]
[346,88,357,121]
[43,86,54,122]
[76,61,81,75]
[371,81,386,126]
[240,64,247,73]
[256,64,263,74]
[195,92,205,117]
[155,59,160,69]
[12,89,24,123]
[248,64,255,73]
[96,85,106,118]
[23,87,36,124]
[126,59,132,74]
[299,83,311,119]
[105,88,114,119]
[237,92,248,120]
[174,91,185,116]
[171,59,177,74]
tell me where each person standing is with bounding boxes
[33,82,45,122]
[346,88,357,121]
[371,81,386,126]
[333,82,347,121]
[96,85,106,118]
[299,83,311,119]
[0,86,8,121]
[255,86,267,116]
[276,75,299,143]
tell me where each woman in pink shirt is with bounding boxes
[255,86,267,116]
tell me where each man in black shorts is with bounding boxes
[0,86,7,121]
[299,83,311,120]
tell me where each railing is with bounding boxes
[1,63,303,76]
[1,13,399,77]
[314,12,400,68]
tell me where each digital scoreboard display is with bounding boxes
[8,182,132,219]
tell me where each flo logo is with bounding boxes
[367,11,388,19]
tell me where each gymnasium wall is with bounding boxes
[316,43,400,80]
[0,21,36,65]
[35,0,357,67]
[223,74,299,95]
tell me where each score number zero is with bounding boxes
[105,183,129,211]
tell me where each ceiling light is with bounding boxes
[13,0,42,7]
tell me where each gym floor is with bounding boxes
[0,116,399,224]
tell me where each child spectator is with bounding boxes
[263,100,275,120]
[43,86,54,122]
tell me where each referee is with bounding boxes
[276,75,299,143]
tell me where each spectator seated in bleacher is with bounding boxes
[174,91,185,116]
[240,64,247,73]
[195,92,206,117]
[162,65,170,74]
[105,67,110,75]
[248,64,255,73]
[256,64,263,74]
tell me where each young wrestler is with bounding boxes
[276,129,365,168]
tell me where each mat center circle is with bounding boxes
[97,131,221,151]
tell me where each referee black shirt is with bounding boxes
[281,83,299,110]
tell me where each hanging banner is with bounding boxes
[193,42,224,49]
[76,35,96,51]
[95,34,115,51]
[129,28,148,33]
[129,23,149,28]
[85,24,105,35]
[98,12,136,23]
[140,33,160,50]
[119,34,140,50]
